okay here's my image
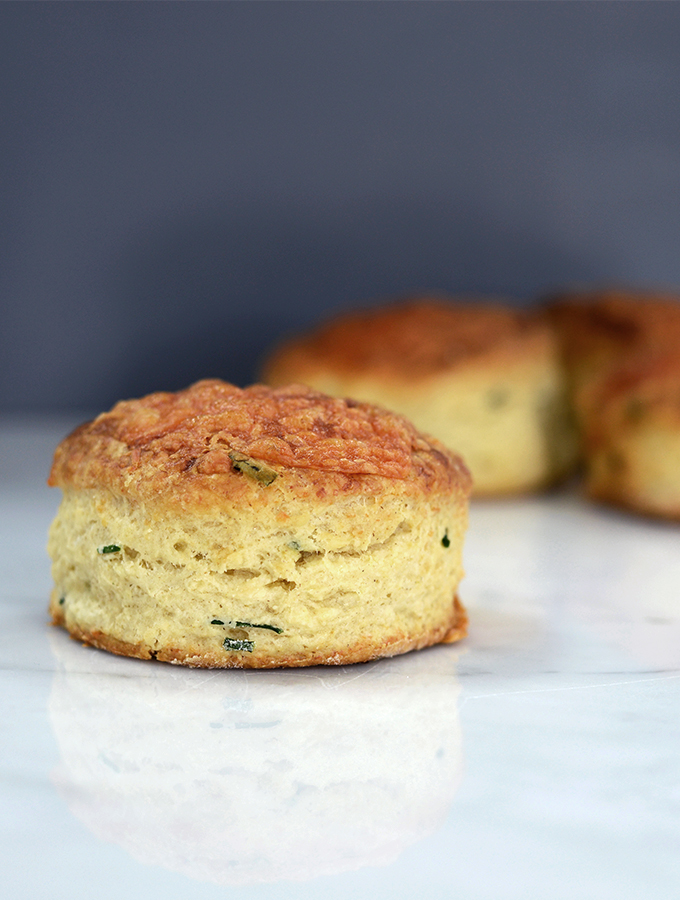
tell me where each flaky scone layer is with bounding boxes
[263,297,578,495]
[48,380,471,667]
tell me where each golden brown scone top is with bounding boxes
[49,380,470,502]
[548,289,680,362]
[263,296,548,381]
[547,290,680,414]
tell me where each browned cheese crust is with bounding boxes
[49,379,469,507]
[548,290,680,383]
[263,295,549,384]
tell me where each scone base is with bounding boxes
[50,592,467,668]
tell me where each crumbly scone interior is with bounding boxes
[49,486,467,666]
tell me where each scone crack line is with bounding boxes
[289,523,413,563]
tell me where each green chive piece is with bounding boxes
[97,544,121,555]
[223,637,255,652]
[232,620,283,634]
[441,530,451,548]
[213,618,283,634]
[487,388,510,409]
[58,596,66,606]
[228,451,278,486]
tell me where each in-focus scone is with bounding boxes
[548,289,680,520]
[48,379,471,667]
[262,296,578,496]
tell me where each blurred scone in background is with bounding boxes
[263,296,579,496]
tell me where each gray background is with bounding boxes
[3,1,680,413]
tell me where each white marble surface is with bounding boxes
[2,417,680,900]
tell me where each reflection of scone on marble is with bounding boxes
[49,632,464,884]
[262,296,578,496]
[48,379,470,667]
[549,290,680,519]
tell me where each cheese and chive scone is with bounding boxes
[48,379,471,667]
[548,289,680,520]
[262,296,579,496]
